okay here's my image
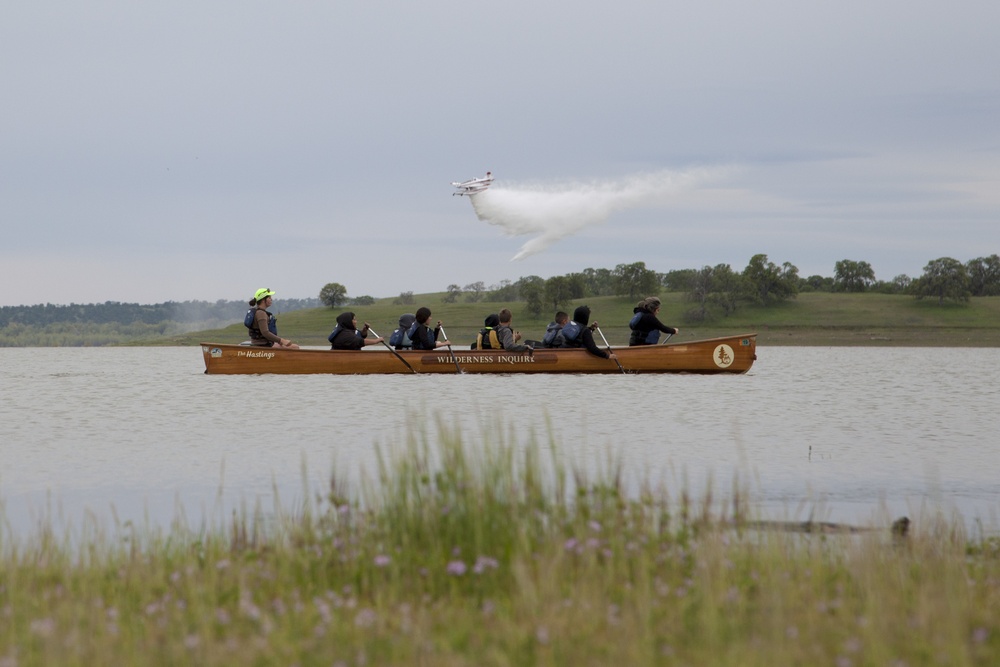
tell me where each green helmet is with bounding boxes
[254,288,275,301]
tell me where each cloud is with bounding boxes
[467,168,728,261]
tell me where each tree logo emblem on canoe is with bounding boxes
[713,344,734,368]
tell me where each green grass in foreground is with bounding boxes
[165,293,1000,348]
[2,423,999,665]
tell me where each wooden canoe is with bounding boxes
[200,333,757,375]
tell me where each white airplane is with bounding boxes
[451,172,493,196]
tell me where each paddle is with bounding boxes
[660,332,674,345]
[366,325,417,374]
[437,324,463,374]
[595,325,627,374]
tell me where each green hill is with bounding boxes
[168,293,1000,347]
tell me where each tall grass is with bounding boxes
[2,424,999,665]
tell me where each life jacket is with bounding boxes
[628,311,661,345]
[560,320,584,347]
[407,321,435,350]
[328,324,350,347]
[388,314,415,349]
[245,307,277,340]
[475,327,501,350]
[389,327,413,349]
[541,322,565,348]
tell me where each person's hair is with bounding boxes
[640,296,661,312]
[498,308,513,324]
[555,311,568,323]
[248,298,257,306]
[415,306,432,324]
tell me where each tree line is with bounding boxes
[2,254,996,345]
[320,253,1000,323]
[0,298,322,347]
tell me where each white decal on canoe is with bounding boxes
[237,349,276,359]
[210,347,222,358]
[713,344,734,368]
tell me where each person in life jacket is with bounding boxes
[560,305,616,361]
[628,296,679,346]
[328,311,384,350]
[541,311,569,348]
[389,313,416,350]
[407,307,450,350]
[475,313,502,350]
[495,308,531,352]
[245,288,299,348]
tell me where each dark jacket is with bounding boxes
[329,312,369,350]
[561,305,608,359]
[628,308,678,346]
[410,321,441,350]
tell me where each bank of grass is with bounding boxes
[165,293,1000,348]
[3,425,999,665]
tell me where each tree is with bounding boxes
[967,255,1000,296]
[581,267,614,296]
[393,291,415,306]
[709,264,745,316]
[833,260,876,292]
[564,273,588,300]
[319,282,348,308]
[544,276,573,311]
[874,275,912,294]
[487,279,518,302]
[442,284,462,303]
[742,254,799,305]
[519,278,545,316]
[801,275,834,292]
[912,257,971,304]
[612,262,660,299]
[684,266,714,321]
[663,269,697,292]
[353,295,375,306]
[463,281,486,303]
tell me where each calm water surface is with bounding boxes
[2,346,998,537]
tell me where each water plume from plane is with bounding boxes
[465,168,722,260]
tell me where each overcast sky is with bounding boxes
[2,1,997,307]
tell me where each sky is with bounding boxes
[2,1,998,307]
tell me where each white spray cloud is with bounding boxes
[468,168,725,260]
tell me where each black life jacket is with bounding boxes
[476,327,501,350]
[628,311,660,345]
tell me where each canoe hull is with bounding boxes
[200,334,757,375]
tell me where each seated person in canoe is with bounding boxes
[560,305,616,362]
[628,296,679,346]
[328,312,384,350]
[246,288,299,349]
[408,307,450,350]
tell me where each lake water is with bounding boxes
[2,346,998,539]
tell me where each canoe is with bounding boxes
[200,333,757,375]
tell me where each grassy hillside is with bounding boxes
[166,293,1000,347]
